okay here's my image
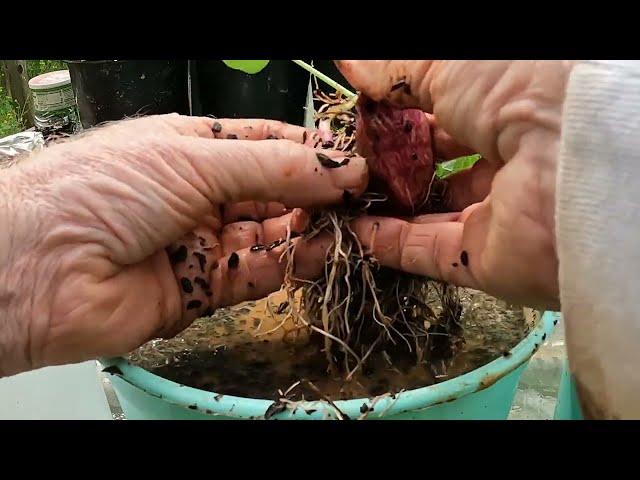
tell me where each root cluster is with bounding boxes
[269,90,465,379]
[277,198,464,379]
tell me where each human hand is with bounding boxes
[0,114,367,376]
[337,60,573,309]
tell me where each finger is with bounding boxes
[351,216,479,289]
[210,234,334,309]
[333,63,498,211]
[410,204,480,225]
[164,206,225,335]
[165,232,335,338]
[425,113,475,160]
[219,209,309,255]
[102,135,367,265]
[424,112,498,210]
[107,113,218,139]
[339,60,494,155]
[123,114,327,147]
[208,118,324,147]
[410,212,461,224]
[167,207,309,328]
[427,111,497,211]
[200,208,223,231]
[327,65,473,161]
[220,221,264,255]
[335,60,435,110]
[443,158,500,211]
[428,61,571,164]
[458,202,484,223]
[166,138,366,209]
[123,114,318,144]
[261,209,309,242]
[337,60,570,165]
[165,226,223,334]
[154,114,219,139]
[335,59,504,164]
[223,201,290,223]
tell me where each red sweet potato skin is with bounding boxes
[355,96,434,214]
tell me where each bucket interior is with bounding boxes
[101,310,558,420]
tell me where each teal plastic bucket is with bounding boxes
[101,311,558,420]
[553,360,584,420]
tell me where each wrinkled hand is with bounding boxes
[0,114,368,376]
[337,60,574,309]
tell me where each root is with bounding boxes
[281,201,464,380]
[274,90,465,381]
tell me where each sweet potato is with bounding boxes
[355,95,434,214]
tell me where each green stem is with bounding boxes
[292,60,356,99]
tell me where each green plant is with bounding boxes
[0,60,67,137]
[436,153,482,179]
[0,83,21,138]
[222,60,270,75]
[26,60,66,79]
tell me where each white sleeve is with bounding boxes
[557,60,640,419]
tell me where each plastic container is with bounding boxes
[28,70,78,134]
[100,311,559,420]
[65,60,189,129]
[192,60,310,125]
[553,360,584,420]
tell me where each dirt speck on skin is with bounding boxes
[127,289,529,402]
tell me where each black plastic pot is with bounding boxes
[65,60,189,128]
[192,60,310,125]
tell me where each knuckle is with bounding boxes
[273,140,307,174]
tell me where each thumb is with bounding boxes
[335,60,437,111]
[336,60,572,167]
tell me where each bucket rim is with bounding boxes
[100,311,559,419]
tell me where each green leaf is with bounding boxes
[435,154,482,179]
[222,60,270,75]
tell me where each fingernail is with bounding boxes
[291,208,310,231]
[328,155,368,192]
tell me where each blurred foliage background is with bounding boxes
[0,60,66,137]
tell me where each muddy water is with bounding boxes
[127,289,529,402]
